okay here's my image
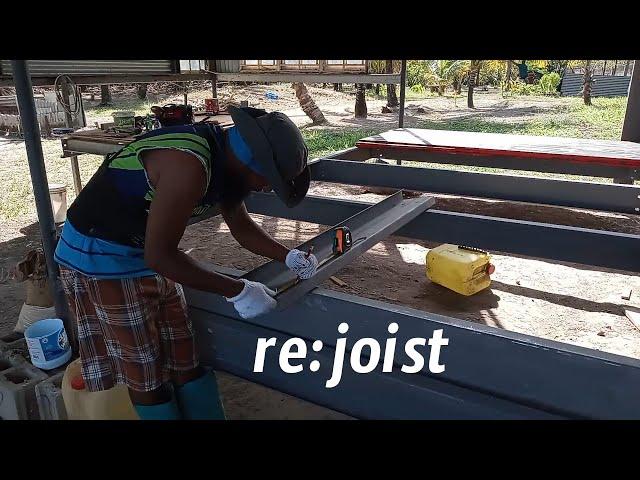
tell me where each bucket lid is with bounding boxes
[48,183,67,193]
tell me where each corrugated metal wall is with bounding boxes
[0,60,174,76]
[215,60,240,73]
[561,73,632,97]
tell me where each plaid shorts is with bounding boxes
[59,267,199,392]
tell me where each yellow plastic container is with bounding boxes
[426,244,494,296]
[61,359,139,420]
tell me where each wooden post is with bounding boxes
[210,72,218,99]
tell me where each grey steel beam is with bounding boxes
[185,268,640,419]
[61,137,127,157]
[310,158,640,214]
[216,72,401,85]
[244,192,640,272]
[188,307,560,419]
[357,146,638,180]
[317,146,372,161]
[242,192,434,309]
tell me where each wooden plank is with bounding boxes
[329,275,347,287]
[625,308,640,332]
[357,128,640,168]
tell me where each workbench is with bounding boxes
[58,113,233,195]
[60,113,234,158]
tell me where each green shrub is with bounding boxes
[406,60,431,88]
[507,81,543,96]
[539,72,561,95]
[410,84,426,94]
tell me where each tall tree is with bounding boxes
[505,60,513,91]
[582,60,593,106]
[624,60,632,76]
[354,84,368,118]
[386,60,398,107]
[467,60,481,109]
[137,83,148,100]
[292,82,326,124]
[99,85,112,106]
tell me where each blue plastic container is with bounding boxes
[25,318,72,370]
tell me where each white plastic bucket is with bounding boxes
[49,183,67,223]
[24,318,72,370]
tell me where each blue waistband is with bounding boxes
[54,220,155,279]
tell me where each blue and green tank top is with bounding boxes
[55,123,225,279]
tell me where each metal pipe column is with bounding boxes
[397,59,407,166]
[12,60,75,346]
[398,59,407,129]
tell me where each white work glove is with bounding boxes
[285,249,319,280]
[225,279,277,319]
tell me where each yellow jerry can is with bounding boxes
[426,244,495,296]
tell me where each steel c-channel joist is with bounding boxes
[242,191,434,310]
[310,158,640,214]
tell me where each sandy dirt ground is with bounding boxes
[1,85,639,419]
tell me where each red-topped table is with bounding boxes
[355,128,640,181]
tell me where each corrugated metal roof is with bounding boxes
[561,73,631,97]
[1,60,174,76]
[215,60,240,73]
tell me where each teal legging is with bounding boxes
[134,396,181,420]
[175,370,226,420]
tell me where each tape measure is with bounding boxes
[333,227,353,255]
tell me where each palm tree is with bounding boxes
[355,84,368,118]
[427,60,466,95]
[292,83,326,124]
[467,60,482,109]
[137,84,148,100]
[99,85,112,106]
[386,60,398,107]
[582,60,593,106]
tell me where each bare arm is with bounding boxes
[143,149,244,298]
[221,202,290,262]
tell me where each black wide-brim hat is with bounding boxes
[228,106,310,208]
